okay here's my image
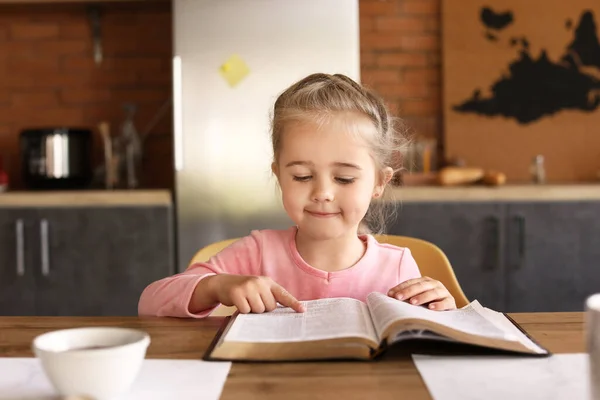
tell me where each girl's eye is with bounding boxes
[336,177,355,184]
[293,175,311,182]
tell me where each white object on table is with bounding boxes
[412,353,589,400]
[586,293,600,400]
[0,357,231,400]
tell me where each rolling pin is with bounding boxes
[437,167,485,186]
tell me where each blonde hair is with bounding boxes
[270,73,410,235]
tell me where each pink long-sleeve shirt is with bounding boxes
[138,226,421,318]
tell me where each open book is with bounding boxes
[204,292,550,361]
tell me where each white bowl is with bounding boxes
[32,327,150,400]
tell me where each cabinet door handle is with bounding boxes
[15,219,24,277]
[513,215,526,269]
[40,219,50,277]
[484,217,501,271]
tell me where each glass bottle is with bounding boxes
[530,155,546,184]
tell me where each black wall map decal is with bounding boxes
[453,8,600,124]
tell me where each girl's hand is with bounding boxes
[387,277,457,311]
[210,274,305,314]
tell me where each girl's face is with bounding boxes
[273,113,391,241]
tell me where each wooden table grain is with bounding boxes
[0,313,585,400]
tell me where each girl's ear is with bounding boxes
[374,167,394,198]
[271,162,279,178]
[381,167,394,185]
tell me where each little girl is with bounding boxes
[138,73,456,318]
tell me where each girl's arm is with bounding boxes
[137,233,262,318]
[189,273,305,315]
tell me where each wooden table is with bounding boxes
[0,313,585,400]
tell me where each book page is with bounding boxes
[391,329,460,344]
[476,304,546,353]
[223,297,378,343]
[366,292,513,343]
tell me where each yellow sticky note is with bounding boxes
[219,54,250,87]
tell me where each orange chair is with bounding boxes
[374,234,469,308]
[189,238,239,266]
[189,234,469,316]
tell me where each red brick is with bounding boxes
[80,105,113,122]
[7,57,60,73]
[33,108,86,126]
[114,57,164,72]
[51,69,137,88]
[399,99,439,116]
[359,0,399,16]
[375,16,427,32]
[360,52,378,67]
[11,92,58,107]
[61,89,111,104]
[375,83,429,98]
[141,134,173,189]
[360,17,375,32]
[140,10,172,28]
[361,69,402,85]
[34,40,89,56]
[138,70,171,86]
[10,23,59,40]
[61,55,101,71]
[104,37,171,57]
[400,34,440,51]
[62,56,164,74]
[60,20,89,39]
[404,116,440,137]
[403,67,440,85]
[428,52,441,66]
[401,0,440,15]
[33,73,90,88]
[0,73,36,89]
[104,25,143,42]
[377,53,428,67]
[0,91,9,105]
[111,89,169,104]
[94,71,141,86]
[0,109,19,125]
[385,100,401,115]
[2,41,36,58]
[425,16,441,32]
[4,107,85,126]
[361,33,404,50]
[0,125,11,136]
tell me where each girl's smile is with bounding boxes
[305,210,340,218]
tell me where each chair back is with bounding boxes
[190,238,239,264]
[374,234,469,308]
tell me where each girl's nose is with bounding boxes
[312,182,334,202]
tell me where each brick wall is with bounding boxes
[359,0,441,140]
[0,0,441,191]
[0,2,173,190]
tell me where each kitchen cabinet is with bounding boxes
[505,202,600,312]
[0,203,174,316]
[388,203,506,311]
[0,209,37,316]
[388,200,600,313]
